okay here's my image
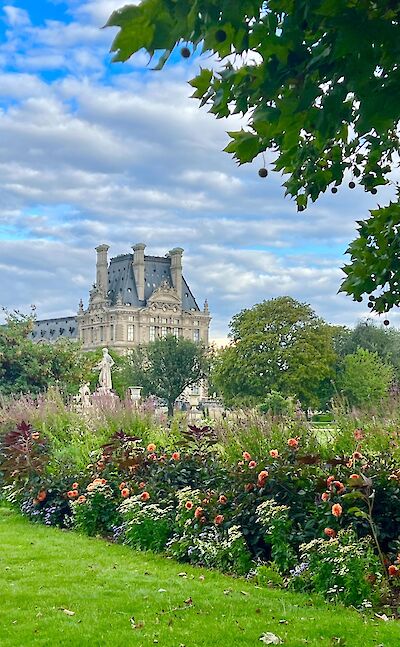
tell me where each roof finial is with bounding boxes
[78,299,84,314]
[204,299,209,313]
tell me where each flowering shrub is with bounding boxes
[71,479,120,537]
[2,398,400,610]
[297,530,382,606]
[256,499,296,573]
[119,495,173,552]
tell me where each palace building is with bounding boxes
[31,244,211,353]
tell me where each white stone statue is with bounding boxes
[78,382,92,407]
[95,347,115,392]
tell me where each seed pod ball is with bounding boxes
[349,181,355,189]
[215,29,227,42]
[258,168,268,178]
[181,47,191,59]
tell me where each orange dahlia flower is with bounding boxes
[287,438,299,449]
[257,470,269,487]
[242,451,251,461]
[248,460,257,469]
[194,506,204,520]
[269,449,279,458]
[332,503,343,517]
[140,491,150,501]
[218,495,227,505]
[37,490,47,502]
[185,501,194,510]
[171,452,180,461]
[147,443,156,452]
[214,514,224,525]
[324,527,336,538]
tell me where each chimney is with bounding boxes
[133,243,146,301]
[169,247,183,299]
[95,244,109,296]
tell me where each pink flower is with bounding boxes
[269,449,279,459]
[287,438,299,449]
[242,451,251,461]
[332,503,342,518]
[248,460,257,469]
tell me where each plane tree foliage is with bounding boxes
[106,0,400,315]
[212,296,338,408]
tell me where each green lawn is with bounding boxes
[1,509,399,647]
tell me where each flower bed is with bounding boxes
[1,411,400,614]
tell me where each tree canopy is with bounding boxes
[337,347,394,408]
[0,311,92,396]
[338,318,400,382]
[123,335,209,415]
[107,0,400,316]
[212,296,338,407]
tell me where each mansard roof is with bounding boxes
[30,316,78,342]
[107,253,200,312]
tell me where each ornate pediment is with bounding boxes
[148,280,181,308]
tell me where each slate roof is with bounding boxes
[31,317,78,342]
[31,252,200,341]
[107,253,200,312]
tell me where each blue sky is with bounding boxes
[0,0,395,340]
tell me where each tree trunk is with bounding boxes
[167,400,174,417]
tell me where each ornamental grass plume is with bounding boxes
[332,503,343,517]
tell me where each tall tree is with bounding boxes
[106,0,400,316]
[339,319,400,383]
[337,347,394,408]
[212,297,338,407]
[124,335,209,415]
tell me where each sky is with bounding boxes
[0,0,396,341]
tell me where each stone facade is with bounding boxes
[32,244,211,354]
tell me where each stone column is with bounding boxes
[169,247,183,299]
[133,243,146,302]
[95,244,109,296]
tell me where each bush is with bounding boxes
[298,529,382,606]
[120,496,173,552]
[71,479,120,537]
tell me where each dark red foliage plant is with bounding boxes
[0,421,49,485]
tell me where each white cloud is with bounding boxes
[3,6,31,28]
[0,1,397,339]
